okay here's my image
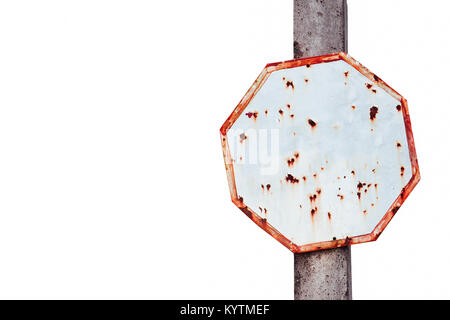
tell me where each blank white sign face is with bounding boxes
[221,53,419,253]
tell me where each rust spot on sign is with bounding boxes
[370,106,378,121]
[308,119,317,128]
[239,133,247,143]
[245,111,258,120]
[286,174,300,184]
[396,105,402,111]
[266,184,271,191]
[286,80,295,89]
[287,152,300,167]
[400,187,406,199]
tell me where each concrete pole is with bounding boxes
[293,0,352,300]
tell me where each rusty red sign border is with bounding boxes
[220,52,420,253]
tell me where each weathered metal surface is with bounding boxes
[220,52,420,253]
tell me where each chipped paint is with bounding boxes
[220,52,420,253]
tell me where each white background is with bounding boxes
[0,0,448,299]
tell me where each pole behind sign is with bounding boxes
[293,0,352,300]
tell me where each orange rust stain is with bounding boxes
[286,80,295,89]
[245,111,258,120]
[308,119,317,128]
[344,71,349,77]
[370,106,378,121]
[287,152,300,167]
[285,174,300,184]
[396,104,402,111]
[266,184,271,191]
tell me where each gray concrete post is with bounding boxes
[293,0,352,300]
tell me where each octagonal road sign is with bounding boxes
[220,52,420,253]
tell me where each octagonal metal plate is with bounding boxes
[220,52,420,253]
